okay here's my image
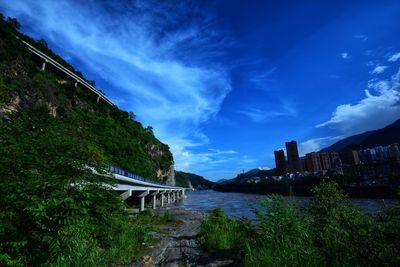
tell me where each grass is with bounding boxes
[200,182,400,266]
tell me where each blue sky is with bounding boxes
[1,0,400,181]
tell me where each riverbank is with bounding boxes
[135,205,235,266]
[214,182,398,198]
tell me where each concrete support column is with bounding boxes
[74,81,78,87]
[41,60,47,71]
[152,195,157,209]
[138,190,149,212]
[150,190,158,210]
[161,194,164,207]
[97,95,100,103]
[140,197,145,212]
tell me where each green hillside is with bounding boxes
[0,15,173,181]
[175,171,215,189]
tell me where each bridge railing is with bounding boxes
[105,166,164,186]
[18,37,114,106]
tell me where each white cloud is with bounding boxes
[208,148,238,155]
[340,52,350,59]
[299,136,342,156]
[370,65,388,74]
[388,52,400,62]
[237,104,296,123]
[354,34,368,41]
[1,0,232,174]
[316,68,400,135]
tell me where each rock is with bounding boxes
[141,255,153,267]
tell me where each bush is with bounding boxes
[200,182,400,266]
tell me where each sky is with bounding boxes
[1,0,400,181]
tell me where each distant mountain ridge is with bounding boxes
[321,119,400,152]
[174,171,215,189]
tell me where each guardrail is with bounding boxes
[18,37,114,106]
[106,166,164,185]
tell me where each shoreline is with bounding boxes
[135,205,235,267]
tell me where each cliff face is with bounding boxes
[0,18,174,181]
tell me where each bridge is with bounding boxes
[105,166,188,212]
[18,37,114,106]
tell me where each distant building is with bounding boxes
[286,140,303,173]
[274,149,286,175]
[319,152,332,170]
[389,143,400,158]
[340,150,360,165]
[300,158,307,172]
[306,152,322,172]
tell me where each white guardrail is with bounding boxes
[19,37,114,107]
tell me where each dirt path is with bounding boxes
[137,205,235,267]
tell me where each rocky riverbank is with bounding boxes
[135,205,235,267]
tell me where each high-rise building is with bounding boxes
[274,149,286,175]
[285,140,303,173]
[319,152,332,170]
[340,150,360,165]
[306,152,321,172]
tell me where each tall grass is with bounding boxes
[200,181,400,266]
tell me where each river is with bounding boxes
[177,190,397,219]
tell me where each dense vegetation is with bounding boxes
[0,14,173,180]
[175,171,215,189]
[201,181,400,266]
[0,15,176,266]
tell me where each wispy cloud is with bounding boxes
[370,65,388,74]
[1,0,232,173]
[316,68,400,135]
[237,104,296,123]
[354,34,368,41]
[340,52,350,59]
[388,52,400,62]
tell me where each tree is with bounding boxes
[145,126,154,135]
[38,38,48,49]
[88,80,96,87]
[128,112,136,121]
[6,17,20,30]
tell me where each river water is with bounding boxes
[177,190,397,219]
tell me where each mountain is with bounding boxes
[0,16,174,183]
[235,168,275,182]
[215,178,228,184]
[175,171,215,189]
[322,119,400,152]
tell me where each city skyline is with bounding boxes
[1,0,400,180]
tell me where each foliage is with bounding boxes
[200,182,400,266]
[199,208,252,259]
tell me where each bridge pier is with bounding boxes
[138,190,149,212]
[41,60,47,71]
[74,81,78,87]
[160,190,166,207]
[150,190,159,209]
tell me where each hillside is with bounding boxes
[0,15,174,182]
[322,119,400,152]
[175,171,215,189]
